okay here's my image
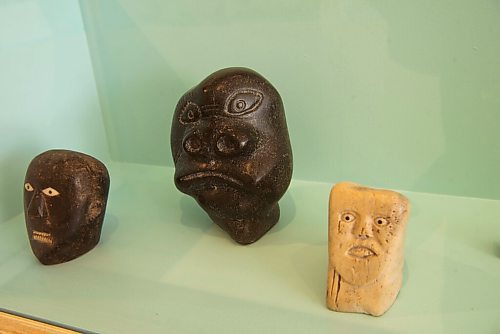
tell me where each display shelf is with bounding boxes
[0,162,498,333]
[0,310,80,334]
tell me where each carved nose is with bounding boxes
[215,133,248,157]
[357,228,370,240]
[29,193,48,218]
[37,204,45,217]
[352,218,373,239]
[182,130,250,158]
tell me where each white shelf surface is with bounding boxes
[1,162,499,333]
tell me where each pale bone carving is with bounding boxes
[326,182,410,316]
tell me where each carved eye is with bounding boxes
[179,102,201,124]
[24,183,34,192]
[42,187,60,197]
[375,217,388,226]
[225,89,263,116]
[341,212,356,223]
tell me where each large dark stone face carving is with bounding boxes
[171,68,293,244]
[24,150,110,265]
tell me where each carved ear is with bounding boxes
[87,200,104,221]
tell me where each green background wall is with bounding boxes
[79,0,500,199]
[0,0,109,221]
[1,0,499,224]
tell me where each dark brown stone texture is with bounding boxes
[23,149,110,265]
[171,68,293,244]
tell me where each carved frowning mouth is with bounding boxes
[347,246,376,258]
[32,231,53,245]
[178,171,243,187]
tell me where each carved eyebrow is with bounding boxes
[200,104,221,118]
[200,104,220,110]
[339,210,358,215]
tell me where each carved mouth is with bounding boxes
[32,231,53,245]
[178,171,243,187]
[347,246,376,258]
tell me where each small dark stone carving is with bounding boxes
[171,67,293,244]
[23,150,110,265]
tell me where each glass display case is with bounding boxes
[1,1,499,333]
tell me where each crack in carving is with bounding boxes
[334,270,341,308]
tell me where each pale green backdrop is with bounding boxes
[79,0,500,199]
[0,0,109,222]
[2,0,499,211]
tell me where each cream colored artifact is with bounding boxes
[326,182,410,316]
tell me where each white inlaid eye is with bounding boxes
[24,183,34,192]
[42,187,60,197]
[375,217,388,226]
[341,212,356,223]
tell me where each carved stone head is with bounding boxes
[171,68,293,244]
[327,182,410,316]
[24,150,110,265]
